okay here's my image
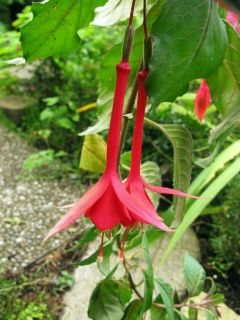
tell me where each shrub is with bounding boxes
[210,175,240,276]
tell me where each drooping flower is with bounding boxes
[44,62,171,242]
[226,10,240,32]
[194,80,211,122]
[125,69,199,216]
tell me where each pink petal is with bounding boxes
[143,180,200,199]
[127,180,154,210]
[87,184,132,231]
[44,176,109,241]
[112,175,172,232]
[226,11,239,28]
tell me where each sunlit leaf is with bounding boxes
[80,134,106,173]
[21,0,106,61]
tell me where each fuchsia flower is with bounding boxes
[125,70,199,213]
[194,80,211,122]
[44,61,171,242]
[226,11,240,32]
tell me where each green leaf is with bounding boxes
[188,307,198,320]
[155,279,175,320]
[78,238,115,266]
[80,0,164,136]
[122,300,143,320]
[56,117,74,130]
[88,279,131,320]
[67,226,98,252]
[206,277,217,296]
[80,134,106,173]
[210,293,224,305]
[184,255,206,297]
[23,149,55,171]
[187,140,240,201]
[147,0,228,105]
[174,310,188,320]
[209,107,240,145]
[140,161,162,208]
[150,305,167,320]
[160,156,240,264]
[204,309,218,320]
[40,108,54,121]
[145,119,193,226]
[208,23,240,116]
[142,233,154,312]
[21,0,106,61]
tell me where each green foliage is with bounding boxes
[160,147,240,264]
[145,119,193,225]
[88,279,132,320]
[155,279,175,320]
[209,107,240,145]
[184,255,206,297]
[20,0,107,61]
[210,175,240,276]
[17,303,52,320]
[142,234,154,312]
[122,300,142,320]
[146,0,228,106]
[0,275,53,320]
[208,23,240,116]
[80,134,107,173]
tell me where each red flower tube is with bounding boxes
[194,80,211,122]
[125,70,199,215]
[44,62,171,242]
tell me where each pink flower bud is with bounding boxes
[194,80,211,122]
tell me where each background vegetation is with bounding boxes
[0,0,239,318]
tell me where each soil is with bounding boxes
[0,233,85,320]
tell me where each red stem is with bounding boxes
[128,70,148,179]
[129,0,137,26]
[105,62,131,173]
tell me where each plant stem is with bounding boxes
[143,0,148,37]
[123,258,143,300]
[122,256,213,311]
[129,0,137,26]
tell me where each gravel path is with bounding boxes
[0,124,85,274]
